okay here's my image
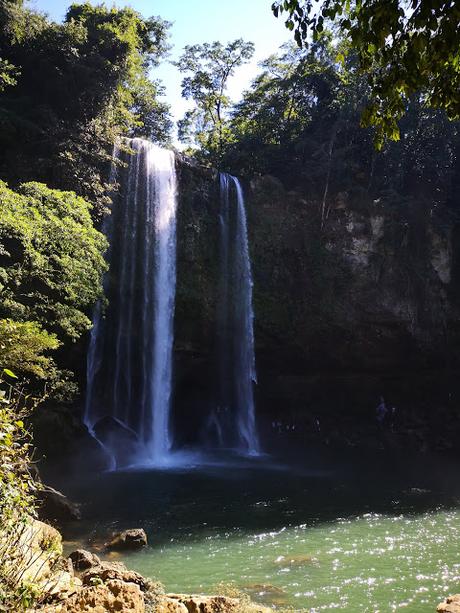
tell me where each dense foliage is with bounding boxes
[0,181,108,341]
[272,0,460,147]
[0,0,172,215]
[0,180,107,399]
[0,320,58,380]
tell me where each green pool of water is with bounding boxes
[59,451,460,612]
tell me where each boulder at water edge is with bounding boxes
[81,560,151,591]
[105,528,148,551]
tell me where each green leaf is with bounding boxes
[3,369,18,379]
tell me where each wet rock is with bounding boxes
[37,485,81,523]
[165,594,271,613]
[42,579,145,612]
[243,584,288,606]
[68,549,101,572]
[81,560,151,591]
[106,528,148,551]
[438,595,460,613]
[244,584,285,595]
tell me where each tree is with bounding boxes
[272,0,460,147]
[224,35,370,185]
[175,39,254,165]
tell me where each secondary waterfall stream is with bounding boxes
[84,138,177,466]
[215,173,260,455]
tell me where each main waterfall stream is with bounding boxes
[84,138,177,466]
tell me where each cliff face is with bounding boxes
[34,156,460,465]
[247,174,458,373]
[174,162,460,449]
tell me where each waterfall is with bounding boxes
[217,173,260,455]
[148,143,177,462]
[84,138,178,466]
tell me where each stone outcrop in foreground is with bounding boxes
[26,534,271,613]
[42,580,144,613]
[14,518,81,601]
[438,595,460,613]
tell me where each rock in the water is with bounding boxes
[81,560,151,591]
[106,528,148,551]
[274,553,318,567]
[438,595,460,612]
[37,485,81,522]
[68,549,101,572]
[42,579,145,612]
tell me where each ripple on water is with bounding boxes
[102,508,460,612]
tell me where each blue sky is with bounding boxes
[31,0,291,140]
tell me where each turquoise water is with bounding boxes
[59,452,460,612]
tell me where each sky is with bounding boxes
[31,0,292,142]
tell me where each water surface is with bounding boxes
[59,451,460,612]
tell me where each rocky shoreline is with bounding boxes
[11,515,270,613]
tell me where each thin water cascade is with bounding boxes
[84,138,178,467]
[216,173,260,455]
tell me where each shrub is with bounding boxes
[0,371,38,610]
